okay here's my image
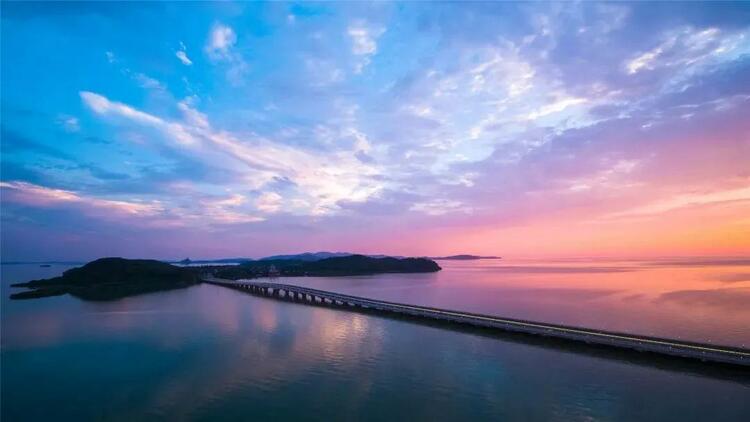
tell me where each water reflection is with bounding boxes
[121,290,385,419]
[460,265,634,273]
[2,262,750,420]
[646,258,750,267]
[280,258,750,347]
[656,287,750,312]
[714,272,750,283]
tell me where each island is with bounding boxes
[208,255,441,279]
[10,255,441,300]
[10,257,199,300]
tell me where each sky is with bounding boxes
[1,1,749,261]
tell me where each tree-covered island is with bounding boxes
[10,255,441,300]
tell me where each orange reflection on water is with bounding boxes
[285,258,750,348]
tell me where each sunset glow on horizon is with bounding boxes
[1,2,749,261]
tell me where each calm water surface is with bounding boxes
[2,259,749,421]
[283,258,750,347]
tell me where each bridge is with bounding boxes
[203,277,750,367]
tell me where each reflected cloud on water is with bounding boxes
[656,287,750,313]
[713,272,750,283]
[134,294,384,419]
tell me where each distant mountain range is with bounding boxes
[429,255,502,260]
[176,258,253,264]
[259,252,353,261]
[259,252,416,261]
[176,252,501,264]
[5,252,500,267]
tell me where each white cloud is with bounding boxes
[347,21,385,73]
[205,23,237,61]
[305,57,344,87]
[81,91,161,125]
[188,193,265,224]
[410,199,472,216]
[178,100,209,128]
[225,60,250,86]
[176,41,193,65]
[56,115,80,133]
[525,97,588,120]
[608,186,750,218]
[624,26,742,76]
[133,73,167,91]
[80,91,195,145]
[0,181,162,217]
[564,159,642,193]
[349,25,379,56]
[256,192,283,213]
[176,51,193,66]
[216,194,246,207]
[80,91,384,216]
[1,180,267,227]
[105,51,115,63]
[387,41,603,175]
[204,23,248,85]
[627,48,664,74]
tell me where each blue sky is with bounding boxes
[1,2,749,260]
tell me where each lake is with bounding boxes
[2,259,749,421]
